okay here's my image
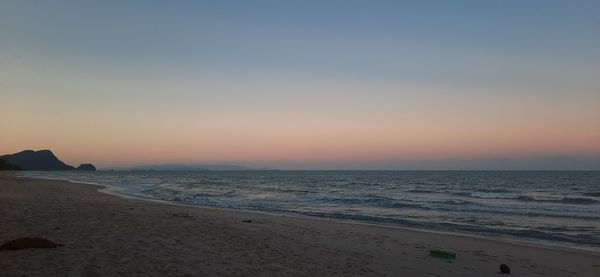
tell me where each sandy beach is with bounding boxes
[1,173,599,277]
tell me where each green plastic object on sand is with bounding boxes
[429,250,457,259]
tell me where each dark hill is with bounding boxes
[1,150,75,171]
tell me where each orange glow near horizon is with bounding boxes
[2,97,599,168]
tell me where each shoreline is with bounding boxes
[20,173,600,256]
[2,172,600,276]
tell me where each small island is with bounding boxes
[76,164,97,171]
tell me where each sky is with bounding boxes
[1,0,599,170]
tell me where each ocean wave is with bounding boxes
[382,199,600,220]
[474,188,512,193]
[450,192,471,197]
[406,189,437,193]
[441,199,481,206]
[296,211,600,248]
[453,192,598,205]
[315,196,600,219]
[515,196,598,205]
[553,197,597,205]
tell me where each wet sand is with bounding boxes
[1,173,599,276]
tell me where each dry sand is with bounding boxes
[1,173,599,276]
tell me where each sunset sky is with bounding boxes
[1,1,599,169]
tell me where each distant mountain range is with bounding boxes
[0,150,96,171]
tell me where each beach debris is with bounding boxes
[0,237,63,251]
[499,264,511,274]
[242,219,252,223]
[429,249,456,259]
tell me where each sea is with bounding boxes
[18,170,600,252]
